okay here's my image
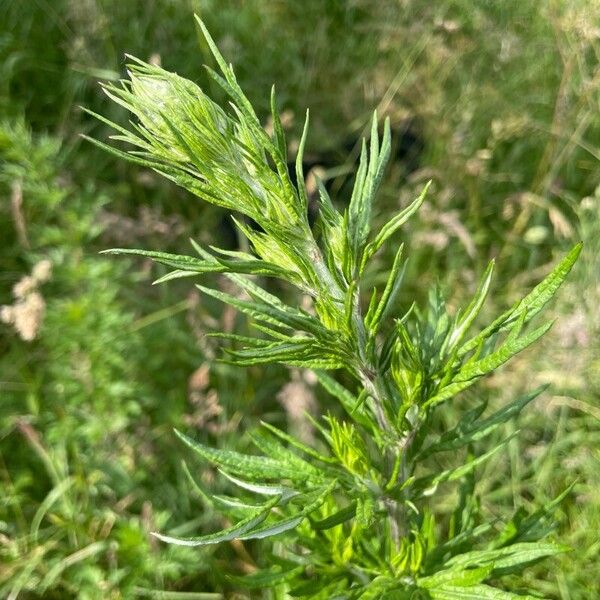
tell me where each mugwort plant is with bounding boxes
[89,18,582,598]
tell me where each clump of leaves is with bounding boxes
[92,17,582,599]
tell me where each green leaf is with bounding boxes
[419,387,546,458]
[270,86,287,162]
[248,430,327,479]
[39,541,109,592]
[226,339,320,365]
[358,577,398,599]
[195,283,320,338]
[152,496,280,546]
[175,429,315,482]
[360,181,430,270]
[206,332,274,348]
[152,269,202,284]
[237,515,304,540]
[412,434,518,495]
[427,584,542,599]
[418,565,493,588]
[457,318,552,382]
[445,542,568,573]
[211,494,267,515]
[182,461,214,509]
[491,483,575,547]
[81,134,161,170]
[314,372,373,428]
[227,565,304,589]
[512,242,582,319]
[237,481,336,541]
[346,139,369,268]
[291,575,346,597]
[311,502,357,530]
[426,319,553,408]
[225,341,345,370]
[195,15,261,129]
[104,247,287,278]
[459,243,582,357]
[345,114,393,275]
[260,421,338,464]
[30,478,74,543]
[442,260,495,356]
[295,109,310,212]
[218,470,298,500]
[221,269,330,335]
[365,243,406,336]
[425,523,496,569]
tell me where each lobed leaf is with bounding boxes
[459,243,582,357]
[248,430,326,479]
[426,319,553,408]
[490,483,575,549]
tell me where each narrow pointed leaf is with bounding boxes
[227,565,304,589]
[295,110,310,212]
[361,181,430,269]
[428,584,541,599]
[445,542,568,573]
[426,320,553,408]
[218,470,298,500]
[444,260,495,355]
[366,243,405,335]
[235,480,336,541]
[312,502,357,530]
[260,421,338,464]
[314,372,372,428]
[412,434,518,495]
[459,243,582,356]
[420,387,546,458]
[175,429,310,481]
[152,496,280,546]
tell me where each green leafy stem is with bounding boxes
[91,16,582,599]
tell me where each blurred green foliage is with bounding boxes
[0,0,598,598]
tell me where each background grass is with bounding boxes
[0,0,598,598]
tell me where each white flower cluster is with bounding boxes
[1,259,52,341]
